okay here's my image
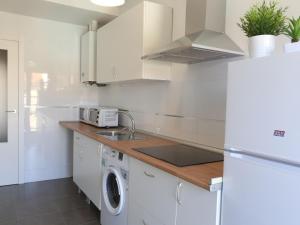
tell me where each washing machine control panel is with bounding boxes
[110,150,123,161]
[102,146,129,169]
[118,152,124,161]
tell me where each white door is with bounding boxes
[97,26,117,83]
[176,180,221,225]
[128,158,177,225]
[225,53,300,163]
[222,152,300,225]
[82,138,102,209]
[0,39,19,186]
[73,132,84,189]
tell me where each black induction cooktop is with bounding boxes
[133,144,224,167]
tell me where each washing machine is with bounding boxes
[101,145,129,225]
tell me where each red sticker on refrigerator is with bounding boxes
[273,130,285,137]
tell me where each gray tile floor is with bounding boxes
[0,178,101,225]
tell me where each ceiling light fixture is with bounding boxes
[90,0,125,7]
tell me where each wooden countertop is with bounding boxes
[60,121,224,192]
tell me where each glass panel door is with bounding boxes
[0,49,7,142]
[0,39,19,186]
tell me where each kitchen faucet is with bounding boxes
[117,111,135,135]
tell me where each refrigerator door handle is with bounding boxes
[225,148,300,168]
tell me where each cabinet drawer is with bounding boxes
[129,158,177,225]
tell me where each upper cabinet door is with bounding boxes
[97,1,172,83]
[97,23,118,83]
[176,180,222,225]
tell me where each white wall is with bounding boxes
[0,11,99,182]
[98,62,228,150]
[226,0,300,54]
[98,0,300,150]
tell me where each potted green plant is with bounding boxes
[238,1,287,58]
[284,17,300,53]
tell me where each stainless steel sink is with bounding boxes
[96,130,145,141]
[96,130,126,136]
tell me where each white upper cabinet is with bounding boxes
[97,1,173,83]
[81,31,97,83]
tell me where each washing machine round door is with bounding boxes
[102,166,125,215]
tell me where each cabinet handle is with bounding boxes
[97,144,102,155]
[176,182,183,205]
[79,150,84,159]
[81,73,85,77]
[142,219,148,225]
[5,110,17,113]
[144,171,155,178]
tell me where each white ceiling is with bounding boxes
[0,0,120,26]
[44,0,120,15]
[0,0,176,27]
[119,0,174,13]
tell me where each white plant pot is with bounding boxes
[249,35,276,58]
[284,41,300,53]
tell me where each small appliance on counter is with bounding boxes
[79,106,118,127]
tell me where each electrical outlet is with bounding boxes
[156,127,161,134]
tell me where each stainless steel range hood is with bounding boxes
[142,0,244,64]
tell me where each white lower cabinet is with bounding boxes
[73,134,221,223]
[129,200,165,225]
[73,132,102,209]
[73,133,84,190]
[129,158,177,225]
[176,180,222,225]
[128,158,222,225]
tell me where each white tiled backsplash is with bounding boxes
[98,62,228,150]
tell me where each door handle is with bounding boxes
[176,182,183,205]
[97,144,102,155]
[144,171,155,178]
[79,150,84,159]
[5,110,17,113]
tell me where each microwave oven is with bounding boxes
[79,106,118,127]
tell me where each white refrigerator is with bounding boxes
[222,53,300,225]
